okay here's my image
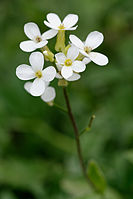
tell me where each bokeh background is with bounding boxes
[0,0,133,198]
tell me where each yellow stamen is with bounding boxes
[58,24,65,30]
[35,71,42,78]
[84,46,92,54]
[35,36,42,43]
[64,59,72,66]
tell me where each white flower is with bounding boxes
[44,13,78,34]
[24,81,56,103]
[41,86,56,103]
[16,52,56,96]
[56,64,81,81]
[82,57,91,65]
[20,22,57,52]
[70,31,109,66]
[55,46,86,79]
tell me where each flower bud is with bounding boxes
[47,101,54,106]
[64,44,71,55]
[43,50,54,62]
[41,46,54,62]
[76,53,84,61]
[58,79,68,87]
[55,30,65,52]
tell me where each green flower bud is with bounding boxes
[58,79,68,87]
[43,50,54,62]
[55,30,65,52]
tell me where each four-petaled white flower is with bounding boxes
[16,52,56,96]
[56,63,81,81]
[24,82,56,103]
[44,13,78,35]
[55,46,86,79]
[20,22,57,52]
[70,31,109,66]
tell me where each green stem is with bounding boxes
[54,103,68,113]
[63,87,95,188]
[80,115,96,136]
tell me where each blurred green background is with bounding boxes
[0,0,133,198]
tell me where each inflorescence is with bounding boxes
[16,13,109,105]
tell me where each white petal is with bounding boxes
[85,31,104,50]
[56,63,62,71]
[30,78,45,96]
[24,82,32,93]
[56,73,63,79]
[47,13,61,27]
[55,53,66,64]
[35,40,48,48]
[67,46,79,61]
[44,21,57,29]
[20,41,36,52]
[67,73,81,81]
[29,52,44,72]
[61,66,73,79]
[66,26,78,30]
[42,29,58,40]
[72,61,86,72]
[89,52,109,66]
[42,66,56,82]
[82,57,91,65]
[24,22,41,40]
[41,87,56,102]
[69,35,84,49]
[45,81,50,87]
[79,49,89,57]
[63,14,78,28]
[16,64,35,80]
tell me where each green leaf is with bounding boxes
[87,160,107,194]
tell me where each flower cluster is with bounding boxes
[16,13,109,104]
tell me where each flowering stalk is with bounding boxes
[63,87,96,189]
[53,102,68,113]
[80,115,96,136]
[16,12,109,191]
[63,88,86,174]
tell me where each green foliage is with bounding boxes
[0,0,133,198]
[87,160,106,194]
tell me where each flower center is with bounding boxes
[58,23,65,30]
[35,36,42,43]
[64,59,72,67]
[35,70,42,78]
[84,46,92,54]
